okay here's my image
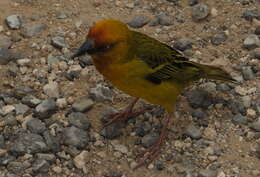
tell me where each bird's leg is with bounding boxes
[134,113,171,169]
[103,98,146,128]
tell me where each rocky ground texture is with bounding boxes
[0,0,260,177]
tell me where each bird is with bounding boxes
[72,18,236,169]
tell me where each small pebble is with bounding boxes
[192,3,209,21]
[243,34,260,50]
[128,15,150,28]
[185,124,202,139]
[72,97,94,112]
[5,15,21,29]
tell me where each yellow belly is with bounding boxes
[95,59,183,112]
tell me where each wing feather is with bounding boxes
[130,31,201,84]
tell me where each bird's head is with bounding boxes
[72,19,129,58]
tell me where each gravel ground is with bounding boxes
[0,0,260,177]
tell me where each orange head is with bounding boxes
[72,19,130,58]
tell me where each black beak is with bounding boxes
[71,39,94,59]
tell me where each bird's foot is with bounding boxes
[134,114,170,169]
[103,108,146,128]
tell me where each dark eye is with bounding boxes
[88,43,115,54]
[105,45,111,49]
[98,43,114,52]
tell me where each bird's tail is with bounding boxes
[196,63,237,83]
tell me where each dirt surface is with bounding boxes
[0,0,259,177]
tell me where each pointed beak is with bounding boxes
[71,39,94,59]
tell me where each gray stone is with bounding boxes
[72,97,94,112]
[6,173,20,177]
[229,100,246,115]
[63,126,89,148]
[243,34,260,50]
[7,161,31,174]
[21,95,41,107]
[128,15,150,28]
[0,135,4,148]
[242,96,251,108]
[47,54,59,65]
[255,100,260,115]
[78,55,93,67]
[99,106,122,139]
[14,103,30,115]
[173,38,193,51]
[36,153,55,162]
[68,112,91,130]
[216,83,231,91]
[192,109,207,119]
[198,169,217,177]
[89,84,113,102]
[255,26,260,35]
[4,114,17,126]
[135,121,152,137]
[242,9,260,21]
[14,85,34,99]
[185,124,201,139]
[32,159,50,173]
[56,13,67,19]
[26,118,46,134]
[251,48,260,59]
[241,66,255,80]
[11,34,22,42]
[35,98,56,119]
[192,3,209,21]
[21,23,47,38]
[100,106,117,121]
[0,48,21,65]
[141,132,159,148]
[188,89,212,109]
[232,113,247,125]
[65,71,80,81]
[43,131,60,152]
[100,123,122,140]
[0,35,12,49]
[10,133,47,155]
[250,121,260,132]
[211,33,227,45]
[0,155,16,166]
[43,81,59,98]
[148,18,159,26]
[8,62,19,76]
[157,13,174,26]
[154,160,164,170]
[5,15,21,29]
[189,0,198,6]
[51,36,67,49]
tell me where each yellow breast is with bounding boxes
[93,57,182,112]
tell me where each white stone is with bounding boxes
[0,105,15,116]
[111,141,128,154]
[56,98,67,109]
[211,8,218,17]
[43,81,59,98]
[52,166,62,173]
[73,151,89,169]
[217,171,226,177]
[0,26,4,32]
[16,58,31,66]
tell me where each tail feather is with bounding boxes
[198,64,237,83]
[184,61,237,83]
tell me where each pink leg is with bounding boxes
[103,98,146,128]
[134,114,171,170]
